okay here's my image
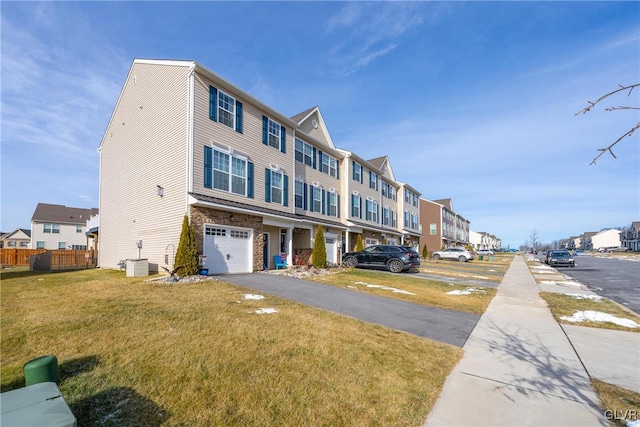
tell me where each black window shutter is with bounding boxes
[235,101,243,133]
[209,86,218,121]
[265,168,271,202]
[280,126,286,153]
[247,162,254,198]
[283,175,288,206]
[262,116,268,145]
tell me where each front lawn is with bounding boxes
[1,268,462,426]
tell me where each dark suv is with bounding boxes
[342,245,420,273]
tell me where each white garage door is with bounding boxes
[203,225,253,274]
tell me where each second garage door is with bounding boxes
[203,225,253,274]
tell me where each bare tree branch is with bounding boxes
[605,106,640,112]
[590,122,640,166]
[576,83,640,116]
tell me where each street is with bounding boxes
[539,254,640,315]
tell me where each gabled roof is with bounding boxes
[31,203,98,225]
[1,228,31,240]
[290,106,336,149]
[367,155,397,182]
[433,198,453,211]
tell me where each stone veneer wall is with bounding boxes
[190,206,264,272]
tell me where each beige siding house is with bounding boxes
[99,59,424,274]
[30,203,98,250]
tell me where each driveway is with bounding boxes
[218,273,481,347]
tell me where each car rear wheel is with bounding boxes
[344,256,358,268]
[388,259,404,273]
[458,256,467,262]
[433,254,441,260]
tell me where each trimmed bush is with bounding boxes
[175,215,200,276]
[312,226,327,268]
[354,234,364,252]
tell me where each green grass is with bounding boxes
[311,269,496,315]
[540,292,640,332]
[1,267,462,426]
[592,380,640,427]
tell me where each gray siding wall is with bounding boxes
[99,62,191,271]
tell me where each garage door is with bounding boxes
[203,225,253,274]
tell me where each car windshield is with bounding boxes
[551,251,569,257]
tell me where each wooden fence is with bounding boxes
[0,248,97,271]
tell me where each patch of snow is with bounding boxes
[564,293,603,302]
[354,282,416,295]
[447,287,486,296]
[627,419,640,427]
[539,280,582,287]
[560,311,639,328]
[243,294,265,300]
[255,308,278,314]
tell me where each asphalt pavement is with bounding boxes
[219,272,480,347]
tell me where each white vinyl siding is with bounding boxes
[99,62,191,269]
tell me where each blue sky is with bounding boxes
[1,1,638,248]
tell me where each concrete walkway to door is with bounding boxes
[219,272,480,348]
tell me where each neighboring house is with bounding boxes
[578,231,598,250]
[588,229,622,251]
[469,231,501,251]
[419,198,470,252]
[1,228,31,248]
[620,221,640,252]
[98,59,424,274]
[566,236,580,250]
[30,203,98,250]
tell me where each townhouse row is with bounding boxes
[98,59,423,274]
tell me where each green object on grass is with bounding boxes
[24,355,60,386]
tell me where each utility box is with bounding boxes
[24,355,60,386]
[126,259,149,277]
[0,382,77,426]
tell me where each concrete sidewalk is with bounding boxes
[425,255,608,427]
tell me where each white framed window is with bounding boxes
[366,199,379,223]
[405,189,410,203]
[404,210,410,227]
[58,242,66,249]
[391,210,397,227]
[295,139,314,167]
[430,223,437,235]
[295,180,305,209]
[353,162,363,182]
[7,241,16,247]
[312,186,322,213]
[370,172,378,191]
[211,148,247,196]
[231,157,247,195]
[36,241,45,249]
[382,206,391,226]
[328,191,338,217]
[352,194,361,218]
[43,223,60,234]
[413,194,419,207]
[320,152,338,178]
[411,213,419,230]
[76,225,83,233]
[270,170,284,205]
[268,118,282,150]
[217,89,236,129]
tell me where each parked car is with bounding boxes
[342,245,421,273]
[547,250,575,268]
[432,248,475,262]
[476,249,494,256]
